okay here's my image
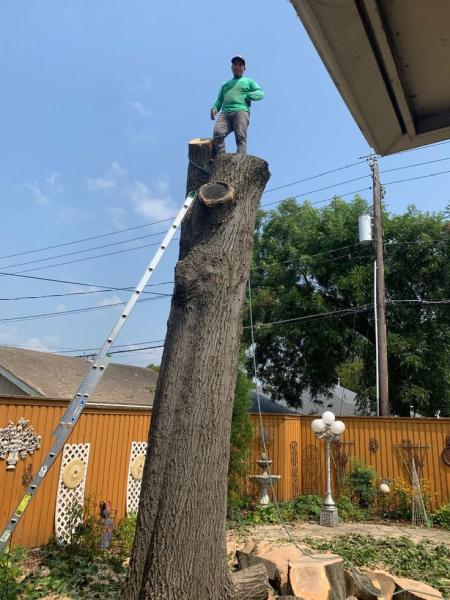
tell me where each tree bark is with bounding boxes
[122,140,270,600]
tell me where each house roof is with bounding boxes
[249,385,359,417]
[0,346,158,407]
[292,1,450,155]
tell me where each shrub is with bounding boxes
[115,512,138,553]
[346,460,376,508]
[66,496,105,557]
[292,495,322,521]
[0,547,25,600]
[431,503,450,530]
[336,495,367,522]
[386,477,432,521]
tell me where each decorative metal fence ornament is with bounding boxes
[290,441,300,497]
[0,418,41,470]
[369,437,379,453]
[126,442,147,515]
[442,434,450,467]
[302,444,322,495]
[395,439,430,526]
[331,439,354,495]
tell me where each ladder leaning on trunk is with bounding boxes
[0,191,196,553]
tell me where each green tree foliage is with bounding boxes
[247,197,450,416]
[228,366,254,502]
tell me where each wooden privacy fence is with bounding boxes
[1,395,449,548]
[247,413,450,511]
[0,396,151,549]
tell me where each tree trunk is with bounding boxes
[122,140,270,600]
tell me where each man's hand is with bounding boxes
[210,108,217,121]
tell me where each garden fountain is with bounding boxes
[249,451,281,506]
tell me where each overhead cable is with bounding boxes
[0,294,169,324]
[0,230,168,270]
[0,270,173,291]
[0,238,179,275]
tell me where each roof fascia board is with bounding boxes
[291,0,378,150]
[387,123,450,154]
[0,366,40,397]
[292,0,406,153]
[360,0,416,136]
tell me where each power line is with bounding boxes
[381,155,450,174]
[4,153,449,267]
[0,289,172,302]
[260,186,373,209]
[263,160,367,194]
[0,294,169,324]
[1,238,180,275]
[0,271,173,291]
[244,299,449,330]
[0,216,175,261]
[383,167,450,187]
[0,339,167,354]
[261,165,450,212]
[0,230,168,270]
[252,237,447,272]
[244,305,374,329]
[78,344,165,357]
[389,299,450,305]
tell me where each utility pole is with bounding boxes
[369,155,389,416]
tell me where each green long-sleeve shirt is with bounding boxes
[212,76,264,114]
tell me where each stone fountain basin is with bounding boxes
[249,474,281,484]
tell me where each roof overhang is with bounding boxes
[292,0,450,155]
[0,366,40,397]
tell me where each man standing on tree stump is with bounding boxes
[211,55,264,155]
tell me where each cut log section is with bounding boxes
[393,576,443,600]
[237,541,304,594]
[199,181,235,207]
[344,569,382,600]
[288,555,346,600]
[231,563,270,600]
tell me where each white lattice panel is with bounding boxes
[126,441,147,515]
[55,443,90,544]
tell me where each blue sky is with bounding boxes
[1,0,449,367]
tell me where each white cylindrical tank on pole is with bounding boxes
[359,214,372,243]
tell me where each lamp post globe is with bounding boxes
[311,418,326,433]
[330,420,345,435]
[322,411,335,425]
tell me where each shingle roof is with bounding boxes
[249,385,359,416]
[0,346,158,407]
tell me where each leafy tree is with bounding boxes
[246,197,450,416]
[146,363,160,371]
[228,366,254,504]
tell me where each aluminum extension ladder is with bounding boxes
[0,191,196,552]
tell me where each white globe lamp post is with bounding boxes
[311,410,345,527]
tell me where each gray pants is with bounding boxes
[213,110,250,154]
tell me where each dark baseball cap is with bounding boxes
[231,55,245,65]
